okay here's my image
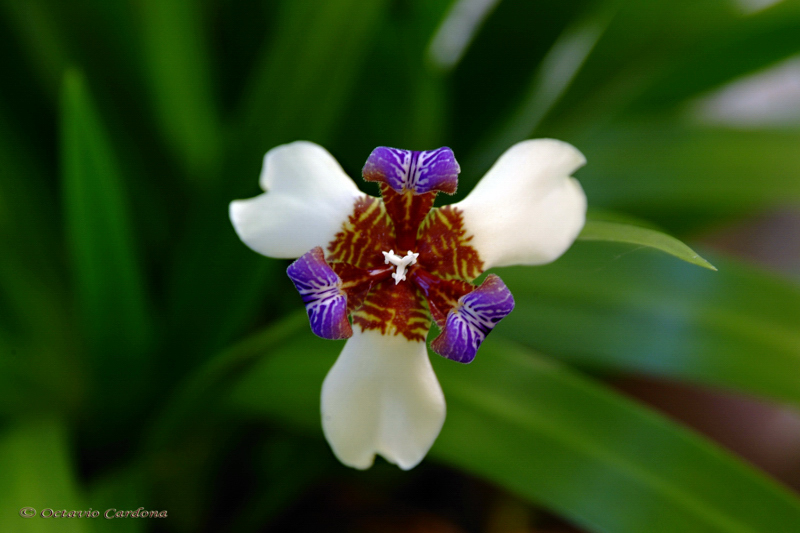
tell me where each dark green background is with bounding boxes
[2,0,800,531]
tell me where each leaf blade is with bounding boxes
[60,70,152,405]
[0,420,88,533]
[496,242,800,407]
[577,126,800,218]
[138,0,221,181]
[433,339,800,533]
[224,320,800,533]
[165,0,389,359]
[578,220,717,270]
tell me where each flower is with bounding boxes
[230,140,586,469]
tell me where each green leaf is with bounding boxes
[578,220,716,270]
[0,0,73,97]
[224,319,800,533]
[467,1,617,173]
[574,125,800,229]
[233,0,388,156]
[331,0,452,155]
[0,420,88,533]
[225,434,335,532]
[0,48,144,418]
[540,0,800,134]
[629,0,800,113]
[225,328,331,431]
[84,469,146,533]
[60,70,152,396]
[0,111,59,280]
[432,339,800,533]
[165,0,389,359]
[0,0,144,104]
[145,313,310,452]
[460,0,800,184]
[0,254,83,417]
[496,242,800,407]
[0,109,70,371]
[138,0,221,181]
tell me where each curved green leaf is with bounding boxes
[629,0,800,113]
[0,420,88,533]
[578,220,716,270]
[61,70,152,403]
[139,0,221,181]
[0,254,82,417]
[467,1,617,173]
[85,469,146,533]
[543,0,800,135]
[165,0,388,359]
[0,110,59,282]
[0,0,73,97]
[577,125,800,218]
[224,318,800,533]
[234,0,388,157]
[433,339,800,533]
[496,242,800,407]
[144,313,310,453]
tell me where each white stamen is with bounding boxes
[382,250,419,285]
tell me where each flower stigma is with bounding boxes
[382,249,419,284]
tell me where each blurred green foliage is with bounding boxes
[2,0,800,531]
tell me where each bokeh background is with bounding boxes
[3,0,800,531]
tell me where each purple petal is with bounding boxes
[287,247,352,340]
[431,274,514,363]
[362,146,459,195]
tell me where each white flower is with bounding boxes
[230,139,586,469]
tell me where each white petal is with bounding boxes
[321,329,446,470]
[453,139,587,269]
[229,141,365,258]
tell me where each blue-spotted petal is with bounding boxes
[287,247,352,340]
[362,146,459,195]
[431,274,514,363]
